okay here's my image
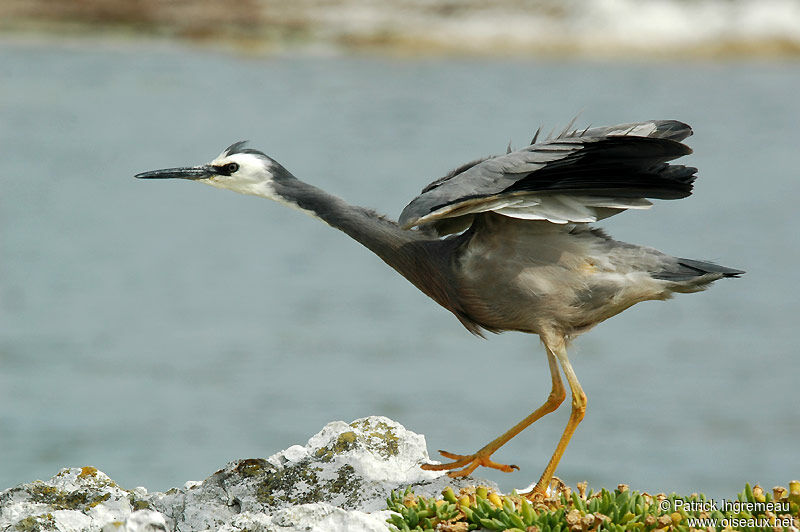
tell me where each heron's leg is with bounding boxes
[421,347,566,477]
[528,339,586,497]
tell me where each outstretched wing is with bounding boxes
[399,120,696,234]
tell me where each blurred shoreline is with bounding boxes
[2,0,800,58]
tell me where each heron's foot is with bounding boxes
[421,449,519,478]
[524,476,567,501]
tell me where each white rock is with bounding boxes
[102,510,169,532]
[0,466,140,531]
[52,509,93,531]
[0,417,498,532]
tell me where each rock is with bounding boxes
[102,510,169,532]
[0,466,138,531]
[0,416,496,531]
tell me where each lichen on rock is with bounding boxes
[0,416,490,532]
[0,467,139,531]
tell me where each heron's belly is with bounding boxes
[452,219,672,335]
[456,260,668,335]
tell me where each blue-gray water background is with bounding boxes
[1,39,798,497]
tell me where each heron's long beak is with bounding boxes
[134,166,214,180]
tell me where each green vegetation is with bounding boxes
[386,481,799,531]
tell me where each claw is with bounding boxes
[421,449,519,477]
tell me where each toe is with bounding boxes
[438,450,470,460]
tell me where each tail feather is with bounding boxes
[655,258,744,282]
[677,258,744,278]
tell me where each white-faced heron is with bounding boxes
[136,120,742,496]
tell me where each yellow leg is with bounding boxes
[422,346,566,477]
[529,336,587,497]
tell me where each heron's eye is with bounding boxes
[225,162,239,174]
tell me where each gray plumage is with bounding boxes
[135,119,743,492]
[399,120,697,234]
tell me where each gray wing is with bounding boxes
[399,120,696,234]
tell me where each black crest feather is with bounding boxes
[223,141,269,158]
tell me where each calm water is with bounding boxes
[1,39,798,498]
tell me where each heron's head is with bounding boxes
[135,141,282,198]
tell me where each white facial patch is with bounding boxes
[201,149,319,220]
[203,152,277,198]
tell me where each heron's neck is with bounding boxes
[268,172,422,264]
[263,172,464,315]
